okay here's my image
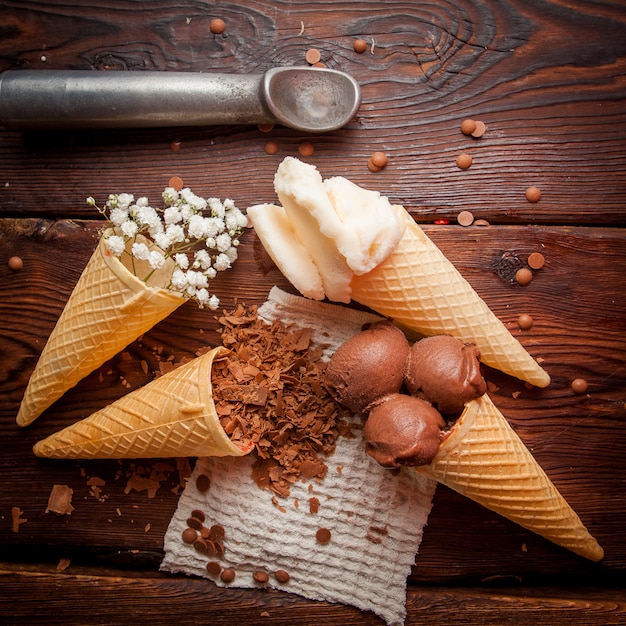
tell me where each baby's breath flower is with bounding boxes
[216,232,232,253]
[171,269,188,290]
[89,185,245,308]
[106,235,126,256]
[120,220,138,238]
[193,249,211,269]
[188,214,208,239]
[109,207,129,226]
[174,253,189,270]
[213,253,231,272]
[153,232,170,250]
[164,206,182,225]
[148,249,166,270]
[132,242,150,261]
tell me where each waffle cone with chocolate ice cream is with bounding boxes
[17,230,186,427]
[416,393,604,562]
[405,335,487,415]
[365,394,445,467]
[324,320,409,413]
[33,347,253,459]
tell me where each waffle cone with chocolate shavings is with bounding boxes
[33,347,252,459]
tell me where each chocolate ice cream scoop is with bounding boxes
[404,335,486,415]
[324,320,410,413]
[364,394,445,468]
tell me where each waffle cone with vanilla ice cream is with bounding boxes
[33,347,253,459]
[17,230,186,427]
[247,157,550,388]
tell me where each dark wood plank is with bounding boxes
[0,1,625,224]
[1,562,624,625]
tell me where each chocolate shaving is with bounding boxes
[212,304,351,497]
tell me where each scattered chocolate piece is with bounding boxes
[168,175,184,191]
[527,252,545,270]
[298,141,315,157]
[460,119,476,136]
[515,267,533,286]
[182,528,198,544]
[456,153,472,170]
[45,484,75,515]
[471,120,486,138]
[253,571,270,584]
[517,314,534,330]
[316,527,332,544]
[195,474,210,493]
[457,210,474,226]
[220,568,236,583]
[571,378,589,394]
[11,507,27,533]
[210,18,226,34]
[190,509,206,522]
[305,48,321,65]
[8,256,23,271]
[264,140,279,155]
[274,569,290,583]
[56,558,71,572]
[206,561,222,577]
[353,39,367,53]
[187,516,203,531]
[525,186,542,203]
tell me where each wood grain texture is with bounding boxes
[1,0,625,622]
[0,1,625,224]
[1,562,625,626]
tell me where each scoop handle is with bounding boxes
[0,70,274,130]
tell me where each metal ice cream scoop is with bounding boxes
[0,67,361,133]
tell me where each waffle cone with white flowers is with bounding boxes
[33,346,253,459]
[416,393,603,561]
[17,230,186,427]
[248,157,550,388]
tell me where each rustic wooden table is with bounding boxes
[1,1,625,624]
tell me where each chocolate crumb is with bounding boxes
[309,497,320,514]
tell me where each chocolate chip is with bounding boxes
[181,528,197,544]
[206,561,222,577]
[220,568,236,583]
[253,571,269,584]
[316,528,332,544]
[187,516,203,531]
[190,509,206,522]
[274,569,290,583]
[195,474,210,492]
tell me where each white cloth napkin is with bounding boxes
[161,287,436,625]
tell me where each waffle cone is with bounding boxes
[350,207,550,388]
[416,394,603,561]
[33,347,252,459]
[17,230,186,427]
